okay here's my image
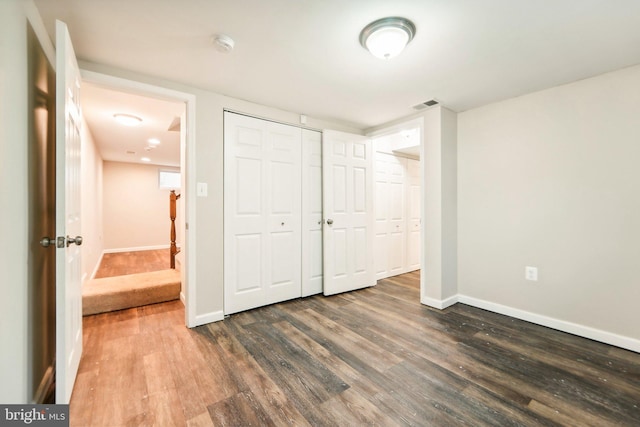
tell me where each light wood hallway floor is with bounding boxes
[94,249,171,278]
[71,271,640,426]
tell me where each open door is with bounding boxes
[322,130,375,295]
[55,20,83,403]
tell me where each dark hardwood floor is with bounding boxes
[94,249,170,278]
[71,271,640,426]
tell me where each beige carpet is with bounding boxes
[83,269,181,316]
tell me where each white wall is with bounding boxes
[78,61,362,324]
[458,64,640,345]
[102,161,179,251]
[422,107,458,303]
[80,121,103,280]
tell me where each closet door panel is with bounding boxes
[375,157,389,278]
[323,130,375,296]
[406,158,421,271]
[265,121,301,304]
[224,112,302,314]
[302,129,323,296]
[375,152,407,279]
[235,234,262,292]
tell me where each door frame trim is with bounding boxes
[79,69,198,327]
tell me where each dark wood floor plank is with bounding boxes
[222,320,343,426]
[201,322,312,427]
[207,391,275,427]
[70,271,640,427]
[461,335,639,425]
[319,388,398,426]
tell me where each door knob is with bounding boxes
[39,237,55,248]
[66,235,83,247]
[326,219,334,225]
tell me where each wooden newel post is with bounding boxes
[170,190,181,269]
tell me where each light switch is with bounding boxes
[525,266,538,281]
[197,182,208,197]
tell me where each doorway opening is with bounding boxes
[76,72,196,325]
[370,122,422,289]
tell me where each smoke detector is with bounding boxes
[212,34,234,53]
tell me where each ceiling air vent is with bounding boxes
[412,99,439,110]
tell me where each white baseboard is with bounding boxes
[423,294,640,354]
[193,310,224,327]
[421,294,459,310]
[179,291,185,305]
[103,245,170,254]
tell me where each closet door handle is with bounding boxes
[326,219,334,225]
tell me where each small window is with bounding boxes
[159,170,181,190]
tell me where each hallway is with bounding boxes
[94,249,172,278]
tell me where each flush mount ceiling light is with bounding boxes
[147,138,161,145]
[113,113,143,126]
[360,17,416,59]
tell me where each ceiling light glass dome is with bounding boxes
[360,17,416,59]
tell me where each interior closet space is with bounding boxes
[373,127,422,280]
[224,112,322,314]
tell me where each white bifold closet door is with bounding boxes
[301,129,324,297]
[224,112,322,314]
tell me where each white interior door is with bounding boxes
[55,20,83,404]
[224,112,302,314]
[374,154,389,279]
[374,152,407,280]
[406,158,421,271]
[322,130,375,295]
[301,129,323,297]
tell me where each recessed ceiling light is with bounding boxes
[141,157,151,162]
[148,138,161,145]
[113,113,143,126]
[360,17,416,59]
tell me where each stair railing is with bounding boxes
[170,190,181,269]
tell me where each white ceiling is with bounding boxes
[34,0,640,131]
[82,83,183,167]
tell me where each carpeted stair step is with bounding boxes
[83,269,181,316]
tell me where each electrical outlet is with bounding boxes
[525,266,538,281]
